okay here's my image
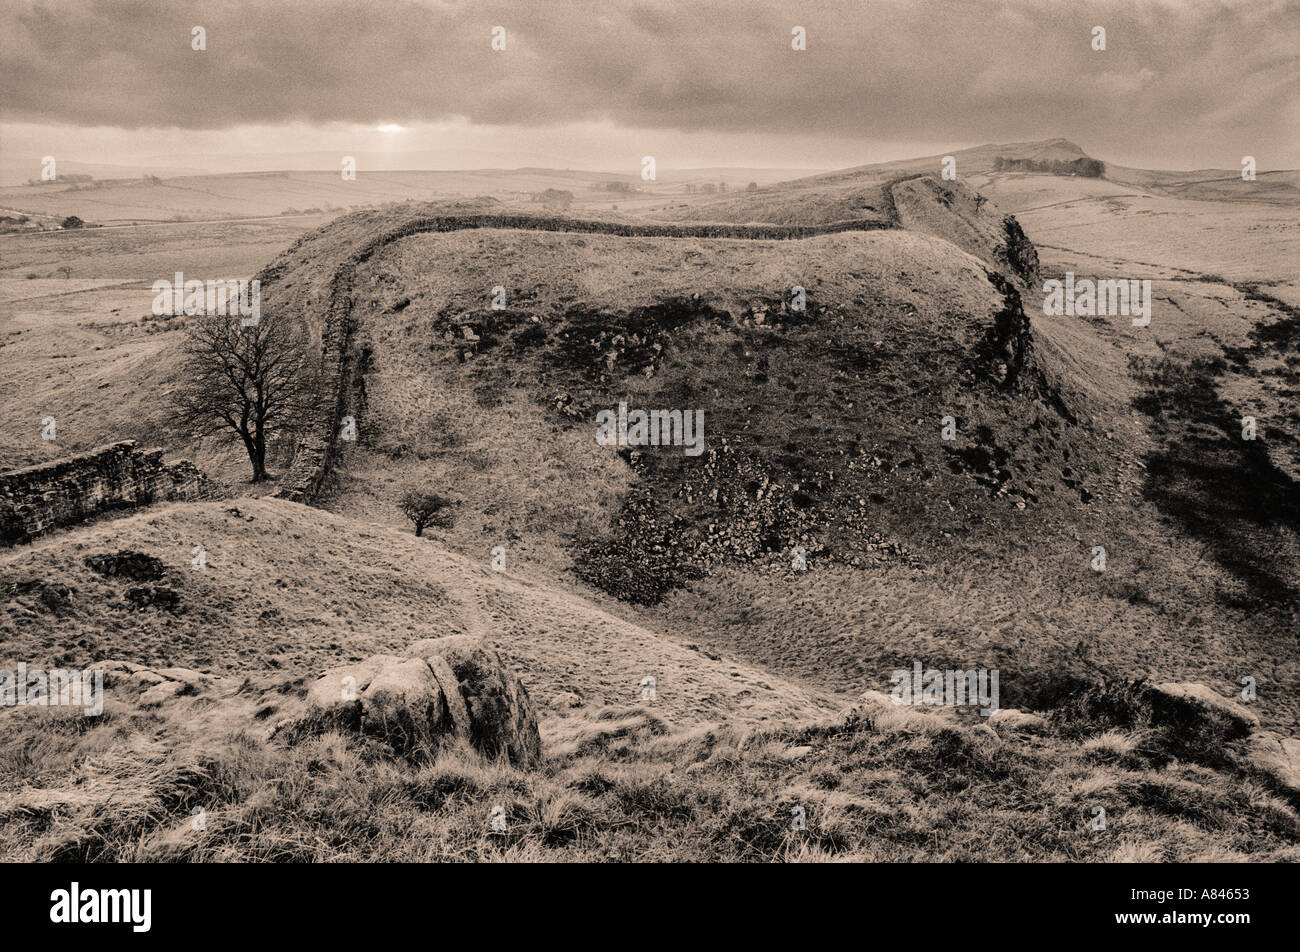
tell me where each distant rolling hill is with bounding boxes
[0,167,811,226]
[660,138,1299,226]
[4,139,1292,229]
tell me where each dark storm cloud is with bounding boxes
[2,0,1295,147]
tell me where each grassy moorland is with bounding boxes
[0,502,1296,863]
[2,142,1297,861]
[4,692,1298,863]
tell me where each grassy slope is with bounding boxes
[316,216,1298,732]
[0,498,836,729]
[2,500,1295,862]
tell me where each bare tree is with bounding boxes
[172,309,310,482]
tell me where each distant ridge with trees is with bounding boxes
[993,155,1106,177]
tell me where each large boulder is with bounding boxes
[304,653,406,729]
[426,654,473,739]
[403,636,542,767]
[1144,682,1259,740]
[1244,731,1300,798]
[297,638,541,766]
[987,708,1049,734]
[360,657,451,755]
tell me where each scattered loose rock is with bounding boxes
[84,550,166,582]
[127,669,167,687]
[6,579,75,614]
[155,667,209,689]
[125,585,180,611]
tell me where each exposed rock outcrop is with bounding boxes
[1144,681,1260,740]
[1001,215,1041,286]
[988,708,1049,733]
[1245,731,1300,798]
[887,175,1040,287]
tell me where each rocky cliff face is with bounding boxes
[888,175,1040,287]
[0,441,206,546]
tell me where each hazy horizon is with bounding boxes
[2,130,1294,188]
[3,0,1297,184]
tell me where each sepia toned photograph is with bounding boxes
[0,0,1296,911]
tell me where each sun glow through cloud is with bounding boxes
[376,123,406,134]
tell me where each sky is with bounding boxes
[2,0,1297,178]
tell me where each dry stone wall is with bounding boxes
[270,213,897,505]
[270,194,1037,505]
[0,441,206,546]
